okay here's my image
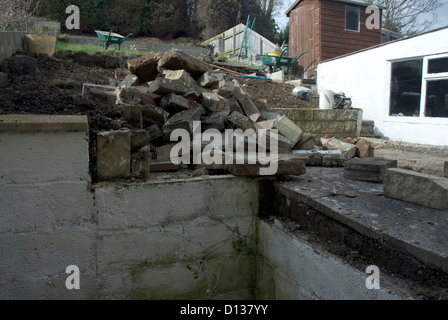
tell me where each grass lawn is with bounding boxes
[55,40,148,58]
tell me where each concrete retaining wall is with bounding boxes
[0,32,26,60]
[272,108,363,143]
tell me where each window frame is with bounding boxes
[387,53,448,121]
[345,4,360,32]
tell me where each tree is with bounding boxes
[365,0,446,35]
[256,0,284,19]
[0,0,41,31]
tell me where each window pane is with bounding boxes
[425,79,448,118]
[390,59,423,117]
[428,57,448,74]
[346,5,359,31]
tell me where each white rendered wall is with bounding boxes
[317,27,448,146]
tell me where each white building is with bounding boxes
[317,26,448,146]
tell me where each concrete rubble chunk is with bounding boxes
[119,105,143,129]
[225,154,306,177]
[201,91,227,112]
[148,77,204,96]
[141,104,170,126]
[293,132,315,151]
[344,158,398,182]
[322,153,345,167]
[212,80,233,98]
[131,130,150,149]
[231,79,261,122]
[156,142,189,161]
[355,139,375,158]
[127,53,160,83]
[230,100,244,114]
[274,116,304,145]
[163,69,196,85]
[115,86,160,106]
[132,145,151,178]
[121,73,139,88]
[147,125,164,141]
[157,48,213,79]
[198,72,225,88]
[82,84,118,105]
[227,111,255,131]
[254,120,277,131]
[201,114,227,131]
[269,69,285,84]
[97,130,131,180]
[162,105,205,136]
[384,168,448,210]
[259,130,294,153]
[323,139,357,160]
[160,92,191,115]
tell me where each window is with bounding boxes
[389,54,448,118]
[346,5,360,31]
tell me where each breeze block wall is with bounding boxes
[272,108,363,143]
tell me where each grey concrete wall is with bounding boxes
[256,220,402,300]
[0,32,25,60]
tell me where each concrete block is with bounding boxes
[127,53,160,83]
[259,130,294,153]
[157,48,213,79]
[147,125,163,141]
[116,86,159,106]
[201,114,226,131]
[163,69,196,85]
[344,158,398,182]
[160,92,191,115]
[231,80,261,122]
[132,158,150,178]
[273,108,314,121]
[121,73,139,87]
[275,116,303,145]
[293,132,315,151]
[254,120,276,131]
[82,84,117,105]
[355,139,375,158]
[162,105,205,136]
[97,130,131,180]
[322,139,356,160]
[230,100,244,114]
[321,122,346,134]
[384,168,448,210]
[198,71,225,87]
[201,91,227,112]
[148,77,204,96]
[213,80,233,98]
[119,105,143,129]
[156,142,189,161]
[322,153,345,167]
[227,111,255,131]
[141,104,170,126]
[131,130,150,149]
[226,154,306,176]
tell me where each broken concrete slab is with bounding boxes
[141,104,170,126]
[160,92,191,115]
[384,168,448,210]
[157,48,213,79]
[97,130,131,180]
[227,111,255,131]
[274,116,303,146]
[162,105,205,136]
[121,73,139,88]
[231,79,261,122]
[163,69,196,85]
[115,86,160,106]
[254,120,277,131]
[344,158,398,182]
[201,92,227,112]
[127,53,160,83]
[201,114,227,131]
[131,130,150,149]
[82,84,117,105]
[268,69,285,84]
[323,139,357,160]
[225,154,306,176]
[198,72,225,88]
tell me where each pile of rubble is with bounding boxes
[82,48,373,181]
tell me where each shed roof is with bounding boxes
[285,0,380,17]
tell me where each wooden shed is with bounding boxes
[286,0,383,79]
